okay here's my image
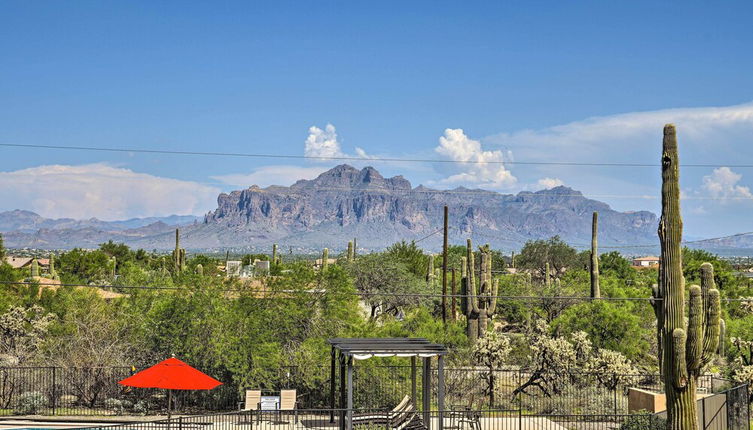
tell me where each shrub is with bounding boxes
[104,398,123,415]
[133,400,149,414]
[619,412,665,430]
[15,391,48,415]
[59,394,78,406]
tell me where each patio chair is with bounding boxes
[240,389,262,411]
[353,396,422,430]
[279,389,298,424]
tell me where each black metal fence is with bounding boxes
[0,364,747,428]
[0,366,238,416]
[654,383,750,430]
[49,408,675,430]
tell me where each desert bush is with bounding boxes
[104,398,123,415]
[15,391,48,415]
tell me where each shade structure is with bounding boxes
[119,357,222,390]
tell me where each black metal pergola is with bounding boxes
[328,338,448,430]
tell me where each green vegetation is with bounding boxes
[1,216,752,415]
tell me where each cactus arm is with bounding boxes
[487,279,499,315]
[701,289,721,366]
[672,328,689,388]
[467,239,479,314]
[686,285,703,372]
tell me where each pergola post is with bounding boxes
[339,352,346,430]
[438,356,445,430]
[422,357,431,429]
[411,356,417,403]
[330,346,336,423]
[346,356,354,430]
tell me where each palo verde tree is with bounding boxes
[657,124,721,430]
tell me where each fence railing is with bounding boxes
[0,365,741,420]
[653,383,750,430]
[58,408,663,430]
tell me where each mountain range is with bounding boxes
[0,164,670,253]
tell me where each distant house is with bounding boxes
[315,258,337,269]
[5,257,50,271]
[632,256,660,268]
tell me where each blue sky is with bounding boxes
[1,1,753,237]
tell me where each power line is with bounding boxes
[2,142,753,169]
[0,281,658,301]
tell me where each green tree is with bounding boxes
[552,301,650,362]
[599,251,634,280]
[517,236,579,276]
[383,241,428,277]
[346,253,428,319]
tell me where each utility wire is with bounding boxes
[0,281,658,301]
[2,142,753,169]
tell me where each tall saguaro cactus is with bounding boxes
[544,262,551,288]
[173,229,186,272]
[427,254,435,290]
[347,241,354,262]
[465,240,480,343]
[590,212,600,298]
[474,244,498,336]
[322,248,329,271]
[272,244,278,265]
[659,124,722,430]
[31,258,39,277]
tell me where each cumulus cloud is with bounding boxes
[537,177,564,189]
[700,167,753,202]
[433,128,517,188]
[485,102,753,164]
[0,164,220,220]
[304,123,370,161]
[305,124,343,159]
[212,165,327,187]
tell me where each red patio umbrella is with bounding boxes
[119,357,222,419]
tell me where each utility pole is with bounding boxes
[442,205,449,325]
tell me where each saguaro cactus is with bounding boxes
[427,254,435,289]
[473,244,498,336]
[590,211,600,298]
[31,258,39,277]
[272,244,278,265]
[322,248,329,271]
[173,229,186,272]
[465,240,480,343]
[347,241,354,262]
[195,263,204,276]
[49,254,59,281]
[659,124,722,430]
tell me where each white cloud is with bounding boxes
[0,164,220,220]
[433,128,517,188]
[485,102,753,164]
[304,123,371,161]
[701,167,753,202]
[212,165,327,187]
[537,177,564,189]
[305,123,343,159]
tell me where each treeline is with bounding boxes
[2,234,753,396]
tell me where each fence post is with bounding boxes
[701,396,706,428]
[612,374,617,416]
[51,367,57,416]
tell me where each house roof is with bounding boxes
[5,257,33,269]
[633,256,660,261]
[4,257,51,268]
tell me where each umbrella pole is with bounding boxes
[168,389,172,422]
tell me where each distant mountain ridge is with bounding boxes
[14,164,740,252]
[1,165,665,251]
[0,210,199,233]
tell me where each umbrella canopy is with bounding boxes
[119,357,222,390]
